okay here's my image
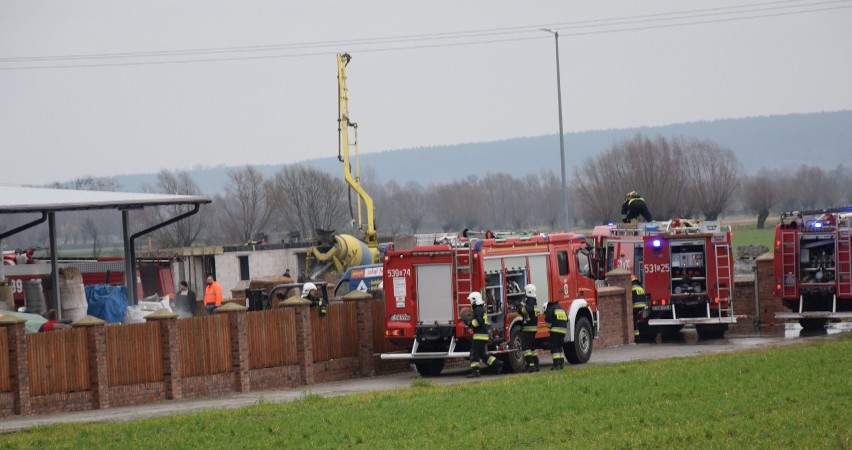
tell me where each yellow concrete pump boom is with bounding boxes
[336,53,378,259]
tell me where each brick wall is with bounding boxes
[594,269,634,349]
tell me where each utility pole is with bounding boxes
[542,29,569,231]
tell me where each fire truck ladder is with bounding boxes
[780,229,798,298]
[453,244,474,311]
[837,224,852,297]
[714,243,734,319]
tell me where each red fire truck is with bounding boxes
[380,232,599,376]
[773,207,852,330]
[591,220,736,340]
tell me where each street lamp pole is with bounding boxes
[543,29,569,232]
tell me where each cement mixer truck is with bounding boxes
[306,53,380,279]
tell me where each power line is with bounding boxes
[1,0,849,71]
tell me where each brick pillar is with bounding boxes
[605,269,634,345]
[280,299,314,385]
[353,295,376,377]
[71,315,110,410]
[215,302,250,393]
[1,316,31,415]
[145,310,182,400]
[756,253,783,327]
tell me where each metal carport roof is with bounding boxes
[0,184,212,319]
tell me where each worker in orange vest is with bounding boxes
[204,275,223,315]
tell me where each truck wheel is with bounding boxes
[799,319,828,331]
[695,324,728,340]
[506,325,527,373]
[564,316,593,364]
[414,359,445,377]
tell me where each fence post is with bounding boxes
[145,310,182,400]
[71,315,111,410]
[279,297,314,385]
[605,269,634,345]
[215,302,249,393]
[0,315,31,415]
[344,291,376,377]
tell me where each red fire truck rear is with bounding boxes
[773,207,852,330]
[380,232,599,376]
[591,220,736,340]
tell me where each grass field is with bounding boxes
[2,334,850,449]
[729,217,777,251]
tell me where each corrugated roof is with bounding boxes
[0,185,211,214]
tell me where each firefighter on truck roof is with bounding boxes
[520,284,540,372]
[463,292,503,378]
[544,296,568,370]
[621,191,653,223]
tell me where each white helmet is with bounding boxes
[524,284,537,298]
[467,291,484,306]
[301,282,317,298]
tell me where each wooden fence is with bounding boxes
[312,302,358,362]
[178,315,232,378]
[0,327,9,392]
[106,322,163,386]
[246,308,298,369]
[27,328,89,397]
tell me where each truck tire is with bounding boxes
[695,324,728,340]
[506,325,527,373]
[414,359,445,377]
[799,318,828,331]
[564,316,593,364]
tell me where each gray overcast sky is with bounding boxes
[1,0,851,186]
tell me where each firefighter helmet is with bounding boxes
[631,275,639,283]
[301,282,317,298]
[524,284,537,298]
[627,191,640,199]
[467,291,484,306]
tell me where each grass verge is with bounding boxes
[2,335,850,449]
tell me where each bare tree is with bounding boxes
[50,175,122,192]
[271,165,347,240]
[80,217,101,257]
[396,181,429,233]
[682,138,743,220]
[791,165,839,210]
[741,169,781,229]
[217,166,276,244]
[140,169,212,248]
[429,176,486,232]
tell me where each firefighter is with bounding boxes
[520,284,540,372]
[301,282,328,316]
[631,275,650,342]
[543,297,568,370]
[621,191,653,223]
[464,292,503,378]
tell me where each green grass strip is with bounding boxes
[2,335,850,449]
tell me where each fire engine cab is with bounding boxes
[773,207,852,330]
[591,220,736,340]
[380,232,599,376]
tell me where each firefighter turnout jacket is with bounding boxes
[519,296,539,333]
[544,301,568,335]
[468,304,491,341]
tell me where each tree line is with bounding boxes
[3,133,852,254]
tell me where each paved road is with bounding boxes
[1,322,848,433]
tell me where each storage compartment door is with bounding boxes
[416,264,454,324]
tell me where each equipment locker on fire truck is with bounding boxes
[591,220,736,340]
[773,207,852,330]
[380,232,599,376]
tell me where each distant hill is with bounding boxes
[113,111,852,193]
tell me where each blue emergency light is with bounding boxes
[814,222,823,229]
[651,239,662,249]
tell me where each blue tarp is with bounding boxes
[85,284,127,324]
